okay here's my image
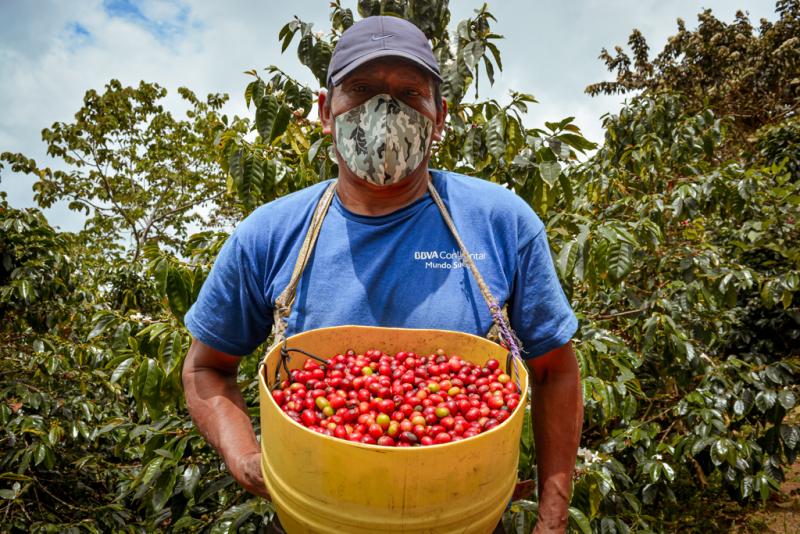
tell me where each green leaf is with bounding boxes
[486,41,503,71]
[557,240,578,279]
[557,132,597,153]
[34,443,47,466]
[765,365,784,385]
[780,425,799,450]
[691,437,711,456]
[182,464,201,498]
[755,390,777,412]
[588,477,602,517]
[568,507,592,534]
[236,154,265,211]
[269,105,291,143]
[462,40,484,70]
[278,21,299,52]
[139,457,164,488]
[463,129,482,165]
[256,96,279,141]
[111,321,132,350]
[250,79,267,108]
[0,482,20,500]
[711,439,729,466]
[151,469,177,513]
[110,357,135,384]
[256,95,291,143]
[18,280,33,303]
[607,241,633,283]
[778,390,796,410]
[211,500,261,534]
[151,257,169,296]
[642,483,658,505]
[482,55,496,86]
[198,475,236,503]
[741,476,754,499]
[138,358,165,418]
[263,158,278,186]
[307,138,326,163]
[662,462,675,482]
[97,418,125,435]
[485,112,506,159]
[166,268,190,321]
[649,462,661,483]
[88,312,116,340]
[759,474,772,501]
[538,161,561,187]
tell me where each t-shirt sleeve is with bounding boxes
[184,232,272,356]
[509,228,578,359]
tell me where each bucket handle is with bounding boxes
[268,341,329,391]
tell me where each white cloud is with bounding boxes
[0,0,780,231]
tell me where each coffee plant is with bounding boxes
[1,1,797,532]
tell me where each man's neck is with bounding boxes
[335,167,432,217]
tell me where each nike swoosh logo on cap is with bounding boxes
[370,33,395,40]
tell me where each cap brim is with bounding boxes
[330,49,442,86]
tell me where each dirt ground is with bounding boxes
[729,461,800,533]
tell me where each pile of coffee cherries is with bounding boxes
[271,348,521,447]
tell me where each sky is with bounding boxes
[0,0,778,233]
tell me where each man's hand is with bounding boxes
[182,339,269,499]
[526,341,583,534]
[231,451,269,499]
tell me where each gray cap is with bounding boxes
[327,16,442,87]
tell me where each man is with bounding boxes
[182,15,582,534]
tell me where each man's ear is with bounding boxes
[319,89,332,136]
[431,97,448,142]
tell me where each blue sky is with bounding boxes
[0,0,778,232]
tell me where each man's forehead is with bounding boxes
[339,57,431,84]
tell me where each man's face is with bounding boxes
[320,57,446,144]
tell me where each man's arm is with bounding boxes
[526,341,583,533]
[182,338,268,498]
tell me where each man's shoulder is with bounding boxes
[234,180,334,241]
[431,169,544,240]
[249,180,334,222]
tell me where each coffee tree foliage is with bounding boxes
[585,0,799,143]
[1,1,798,532]
[1,81,246,262]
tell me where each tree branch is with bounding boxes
[133,191,226,261]
[67,194,112,214]
[591,306,649,321]
[87,143,141,248]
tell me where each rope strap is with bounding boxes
[271,181,338,346]
[426,180,525,388]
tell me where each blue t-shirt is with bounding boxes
[185,169,578,359]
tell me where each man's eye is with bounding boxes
[406,89,421,97]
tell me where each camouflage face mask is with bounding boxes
[334,93,434,186]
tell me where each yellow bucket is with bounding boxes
[258,325,529,534]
